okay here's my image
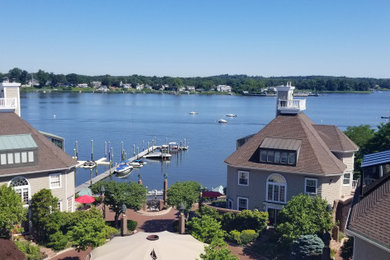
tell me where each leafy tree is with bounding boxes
[66,73,81,85]
[221,210,268,233]
[276,194,333,244]
[36,69,49,87]
[0,185,26,239]
[68,208,116,251]
[167,181,201,214]
[8,67,22,82]
[290,234,324,260]
[30,189,59,241]
[364,122,390,154]
[92,181,147,226]
[187,215,225,244]
[20,70,29,85]
[200,240,239,260]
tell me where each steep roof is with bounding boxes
[313,125,359,152]
[347,177,390,250]
[0,112,77,176]
[225,113,348,175]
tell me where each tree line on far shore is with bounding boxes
[2,67,390,93]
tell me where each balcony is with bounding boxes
[277,99,306,114]
[0,98,17,112]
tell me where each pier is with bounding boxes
[75,145,160,193]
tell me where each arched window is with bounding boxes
[266,173,287,203]
[9,177,30,205]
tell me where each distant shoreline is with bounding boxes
[20,87,388,95]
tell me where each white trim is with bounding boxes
[343,171,352,186]
[237,196,248,210]
[304,177,318,195]
[49,173,62,189]
[266,173,287,204]
[8,176,31,205]
[226,163,343,177]
[237,170,249,186]
[0,166,76,178]
[67,195,74,212]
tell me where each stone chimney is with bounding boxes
[0,80,21,116]
[275,82,306,117]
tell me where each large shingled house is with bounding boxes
[0,81,77,217]
[225,83,358,224]
[345,150,390,259]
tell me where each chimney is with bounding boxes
[0,80,21,117]
[275,82,306,116]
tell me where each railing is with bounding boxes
[0,98,17,109]
[278,99,306,112]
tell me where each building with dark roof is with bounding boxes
[0,81,77,215]
[345,150,390,259]
[225,83,358,224]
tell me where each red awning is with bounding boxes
[75,195,95,204]
[202,191,222,198]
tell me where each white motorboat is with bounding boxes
[189,111,198,115]
[225,113,237,118]
[114,162,133,177]
[169,142,179,152]
[218,119,227,124]
[144,152,172,160]
[129,161,143,168]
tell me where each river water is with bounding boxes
[20,91,390,190]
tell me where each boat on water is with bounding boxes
[189,111,198,115]
[129,161,143,168]
[169,142,179,152]
[225,113,237,118]
[144,152,172,160]
[114,162,133,176]
[218,119,227,124]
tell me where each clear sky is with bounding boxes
[1,0,389,78]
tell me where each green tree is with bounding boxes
[187,215,225,244]
[68,208,114,251]
[0,185,26,239]
[364,122,390,154]
[8,67,22,82]
[92,181,147,226]
[276,194,333,244]
[30,189,59,241]
[199,240,239,260]
[167,181,201,214]
[290,234,324,260]
[36,69,49,87]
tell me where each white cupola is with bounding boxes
[275,82,306,116]
[0,79,21,117]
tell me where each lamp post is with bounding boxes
[100,185,105,218]
[121,203,127,236]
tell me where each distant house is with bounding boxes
[187,86,195,92]
[345,150,390,260]
[77,83,88,88]
[122,84,132,89]
[96,86,108,92]
[136,84,144,90]
[23,79,39,88]
[177,87,186,92]
[216,85,232,92]
[225,82,358,225]
[160,84,169,91]
[90,81,102,88]
[0,81,77,221]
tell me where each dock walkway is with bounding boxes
[75,146,159,193]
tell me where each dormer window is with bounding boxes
[259,137,301,166]
[0,134,37,168]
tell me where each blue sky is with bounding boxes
[1,0,389,78]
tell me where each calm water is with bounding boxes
[20,92,390,190]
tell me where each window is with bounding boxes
[14,152,21,163]
[238,171,249,186]
[237,197,248,210]
[57,201,62,211]
[227,199,233,209]
[21,152,27,163]
[7,153,13,164]
[9,177,30,205]
[343,172,351,185]
[0,154,6,165]
[266,174,287,203]
[260,149,297,166]
[49,173,61,189]
[305,178,318,194]
[28,151,34,162]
